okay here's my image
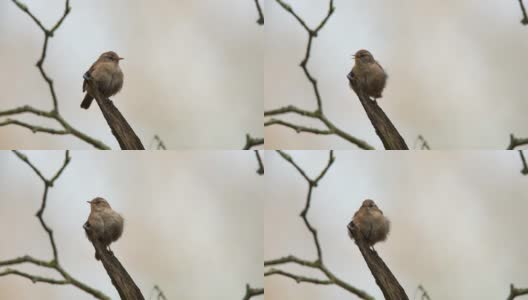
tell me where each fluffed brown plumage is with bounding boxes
[85,197,124,260]
[81,51,124,109]
[349,199,390,247]
[349,49,387,100]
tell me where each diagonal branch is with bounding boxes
[84,225,145,300]
[254,0,264,25]
[518,0,528,25]
[254,150,264,175]
[266,119,333,135]
[347,222,409,300]
[347,72,408,150]
[84,78,145,150]
[519,150,528,175]
[0,269,68,285]
[265,268,333,285]
[507,284,528,300]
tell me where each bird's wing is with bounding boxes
[375,61,388,79]
[82,62,97,92]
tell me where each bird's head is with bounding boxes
[99,51,124,64]
[87,197,111,211]
[352,49,375,64]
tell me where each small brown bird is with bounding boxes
[349,199,390,248]
[85,197,124,260]
[347,49,387,101]
[81,51,124,109]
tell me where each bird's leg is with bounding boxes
[366,224,375,251]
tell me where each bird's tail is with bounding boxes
[80,94,94,109]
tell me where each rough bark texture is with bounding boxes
[85,79,145,150]
[84,223,145,300]
[347,221,409,300]
[347,72,408,150]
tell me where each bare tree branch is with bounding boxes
[264,1,385,149]
[84,78,145,150]
[507,284,528,300]
[1,0,111,149]
[266,118,334,135]
[347,73,408,149]
[84,224,145,300]
[508,134,528,150]
[266,0,408,149]
[413,135,431,150]
[265,151,375,300]
[242,284,263,300]
[254,150,264,175]
[149,135,167,150]
[265,106,374,149]
[243,134,264,150]
[518,0,528,25]
[416,285,432,300]
[0,151,111,300]
[265,268,333,285]
[347,222,409,300]
[254,0,264,25]
[149,285,168,300]
[519,150,528,175]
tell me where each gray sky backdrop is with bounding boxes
[265,151,527,299]
[0,0,262,149]
[0,151,262,299]
[265,0,528,149]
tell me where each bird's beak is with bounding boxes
[119,57,124,60]
[87,200,92,204]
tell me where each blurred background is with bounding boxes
[265,151,528,299]
[265,0,528,149]
[0,0,262,149]
[0,151,262,299]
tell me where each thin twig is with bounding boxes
[274,0,334,112]
[519,150,528,175]
[266,1,379,149]
[243,134,264,149]
[519,0,528,25]
[242,284,264,300]
[414,135,431,150]
[265,151,374,300]
[254,150,264,175]
[508,134,528,150]
[149,285,168,300]
[507,284,528,300]
[266,118,333,135]
[265,268,333,285]
[149,135,167,150]
[0,151,110,300]
[1,1,110,149]
[254,0,264,25]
